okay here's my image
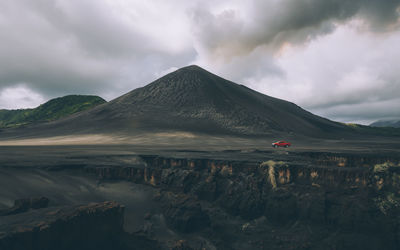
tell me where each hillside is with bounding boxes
[0,95,106,128]
[16,65,350,137]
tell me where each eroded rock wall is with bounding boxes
[0,201,125,250]
[85,153,400,249]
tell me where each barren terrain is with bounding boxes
[1,66,400,249]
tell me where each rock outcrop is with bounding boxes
[0,201,125,250]
[157,192,210,233]
[85,152,400,249]
[0,197,49,216]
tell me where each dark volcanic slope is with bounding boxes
[4,65,348,137]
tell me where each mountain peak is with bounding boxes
[158,65,218,84]
[177,64,207,72]
[116,65,228,109]
[104,65,346,135]
[14,65,347,137]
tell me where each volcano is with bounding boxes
[1,65,349,137]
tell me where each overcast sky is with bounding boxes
[0,0,399,124]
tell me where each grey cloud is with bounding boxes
[303,78,400,110]
[310,97,400,124]
[0,0,197,102]
[22,0,150,58]
[191,0,400,57]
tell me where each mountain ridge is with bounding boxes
[370,119,400,128]
[28,65,348,137]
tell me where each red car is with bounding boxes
[272,141,291,148]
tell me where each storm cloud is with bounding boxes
[192,0,400,58]
[0,0,399,124]
[0,0,195,104]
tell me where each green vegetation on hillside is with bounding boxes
[0,95,106,128]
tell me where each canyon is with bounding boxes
[0,143,399,250]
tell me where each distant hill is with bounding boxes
[15,65,351,137]
[370,119,400,128]
[341,122,400,136]
[0,95,106,128]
